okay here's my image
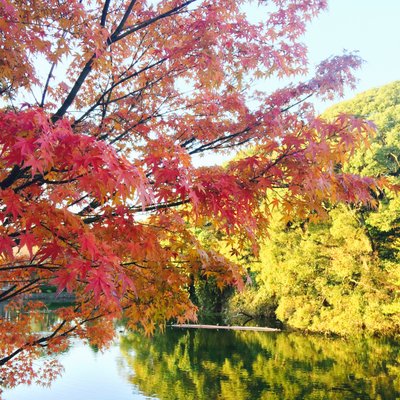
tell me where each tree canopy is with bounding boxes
[231,81,400,336]
[0,0,382,389]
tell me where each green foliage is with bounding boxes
[39,284,57,293]
[226,286,278,325]
[229,81,400,337]
[256,206,399,336]
[326,81,400,258]
[326,85,400,181]
[188,225,236,320]
[193,277,233,322]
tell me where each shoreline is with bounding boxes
[170,324,280,332]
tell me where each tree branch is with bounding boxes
[113,0,197,42]
[0,278,41,303]
[51,54,97,123]
[100,0,111,27]
[110,0,138,39]
[40,62,56,107]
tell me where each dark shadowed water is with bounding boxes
[3,327,400,400]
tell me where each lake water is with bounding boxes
[3,328,400,399]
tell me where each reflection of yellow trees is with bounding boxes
[119,329,400,400]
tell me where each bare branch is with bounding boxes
[0,278,41,303]
[100,0,111,27]
[113,0,197,42]
[110,0,138,38]
[40,62,56,107]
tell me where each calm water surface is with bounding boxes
[3,328,400,400]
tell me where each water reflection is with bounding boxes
[120,329,400,400]
[3,310,400,400]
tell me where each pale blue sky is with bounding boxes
[243,0,399,112]
[200,0,400,165]
[304,0,399,109]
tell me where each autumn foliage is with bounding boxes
[0,0,381,389]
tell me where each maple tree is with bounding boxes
[0,0,383,390]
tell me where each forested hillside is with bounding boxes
[226,81,400,336]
